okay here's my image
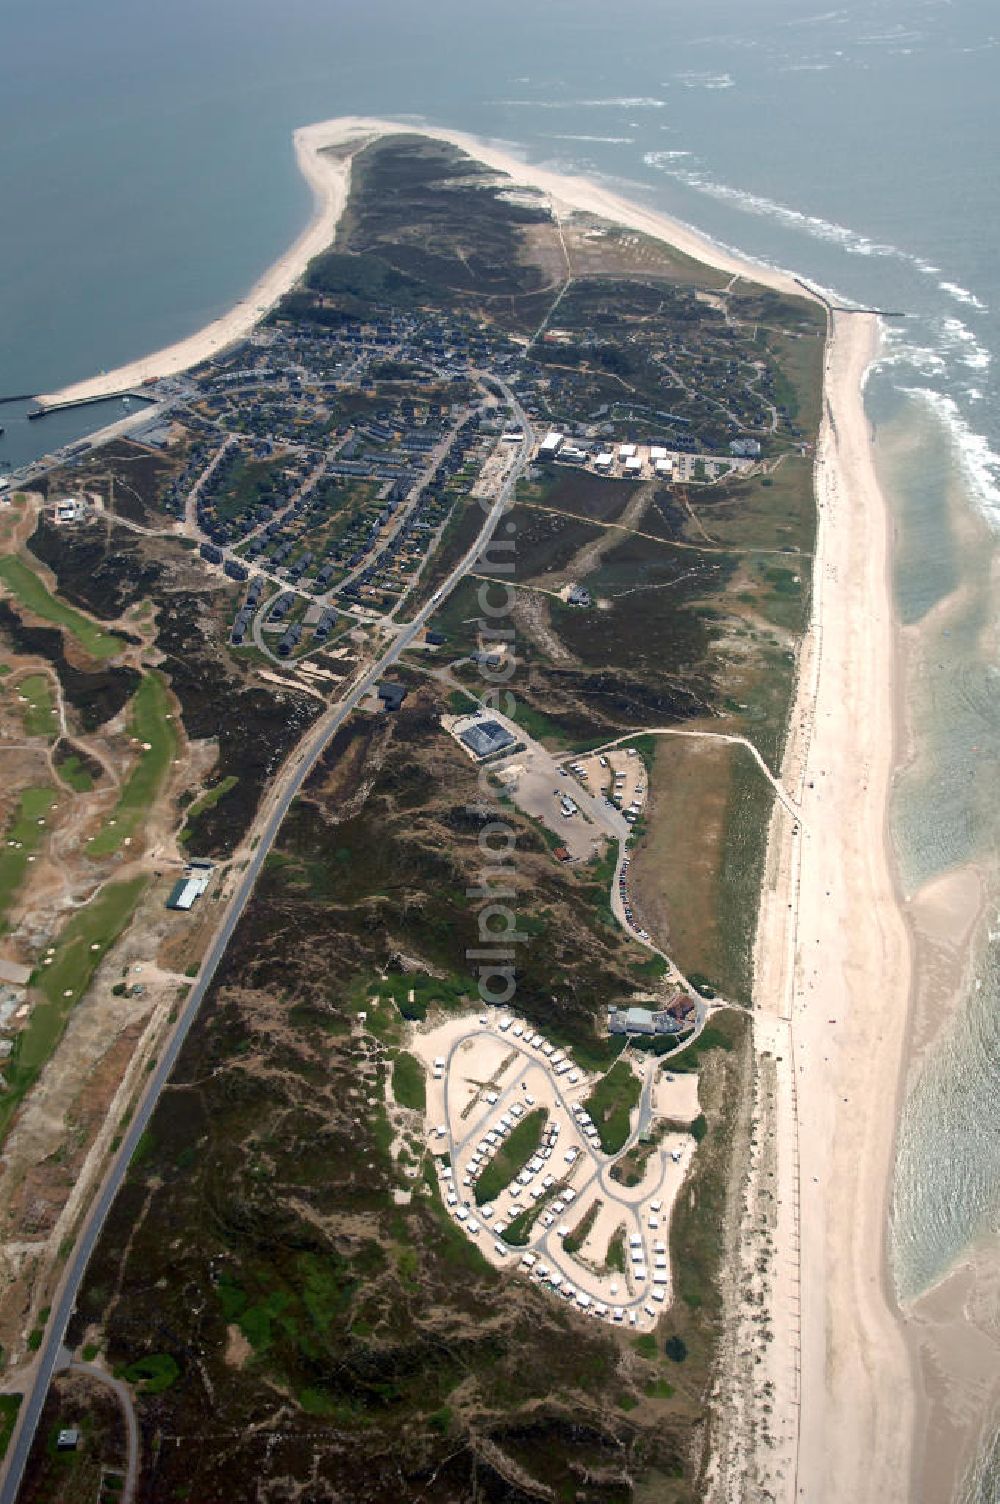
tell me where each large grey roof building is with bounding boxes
[459,720,516,760]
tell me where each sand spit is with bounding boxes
[34,130,353,407]
[32,115,917,1497]
[37,112,805,409]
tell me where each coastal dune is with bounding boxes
[35,115,918,1501]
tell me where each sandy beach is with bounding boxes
[704,305,918,1501]
[751,308,918,1502]
[33,128,355,408]
[35,114,920,1499]
[37,113,805,409]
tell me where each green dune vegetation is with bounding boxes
[0,554,124,660]
[88,673,176,857]
[13,673,58,739]
[0,875,147,1143]
[0,786,58,929]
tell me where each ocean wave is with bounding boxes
[872,339,948,379]
[643,155,918,262]
[939,316,992,371]
[547,134,636,145]
[497,97,667,110]
[673,71,735,90]
[641,156,985,314]
[900,387,1000,524]
[938,280,988,311]
[785,10,850,26]
[872,315,991,391]
[857,27,926,46]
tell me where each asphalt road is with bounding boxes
[0,398,533,1504]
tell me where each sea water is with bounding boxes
[2,0,999,1486]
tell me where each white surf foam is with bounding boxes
[938,280,988,311]
[900,386,1000,527]
[872,336,948,379]
[786,10,850,26]
[498,97,667,110]
[938,316,992,371]
[546,134,636,145]
[643,154,923,267]
[673,71,736,90]
[857,27,926,47]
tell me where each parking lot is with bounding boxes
[562,747,647,828]
[442,709,631,860]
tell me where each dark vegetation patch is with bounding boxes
[557,540,730,683]
[522,466,641,525]
[20,505,323,855]
[584,1060,642,1154]
[0,603,140,732]
[280,135,558,336]
[36,437,183,528]
[715,755,775,1003]
[68,695,709,1499]
[509,504,605,583]
[669,1011,749,1330]
[211,453,288,522]
[405,493,491,614]
[345,137,553,303]
[154,593,320,856]
[53,741,104,789]
[563,1198,601,1255]
[475,1108,547,1206]
[29,517,169,621]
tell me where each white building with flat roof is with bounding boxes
[166,872,211,912]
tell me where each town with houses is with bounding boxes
[7,276,783,678]
[0,132,834,1503]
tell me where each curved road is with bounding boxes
[586,725,804,825]
[440,1026,681,1323]
[67,1360,139,1504]
[0,395,534,1504]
